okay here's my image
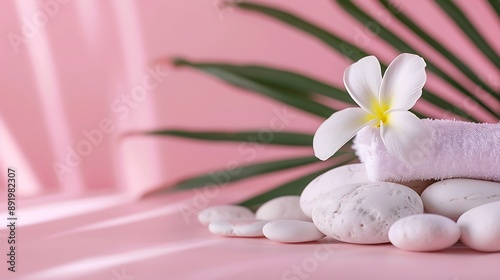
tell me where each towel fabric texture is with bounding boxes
[353,119,500,182]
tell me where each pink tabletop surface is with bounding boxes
[1,190,499,280]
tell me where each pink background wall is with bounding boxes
[0,0,498,198]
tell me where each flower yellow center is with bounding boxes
[367,99,389,127]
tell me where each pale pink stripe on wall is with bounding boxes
[110,0,167,195]
[13,0,85,194]
[0,117,42,196]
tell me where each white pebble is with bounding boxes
[312,182,423,244]
[300,164,369,218]
[389,214,460,251]
[300,164,431,218]
[256,196,311,221]
[457,201,500,252]
[208,219,268,237]
[263,220,325,243]
[198,205,254,225]
[421,179,500,221]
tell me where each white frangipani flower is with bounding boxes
[313,53,431,163]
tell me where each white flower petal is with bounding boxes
[313,108,377,160]
[343,56,382,113]
[380,111,432,164]
[379,53,427,111]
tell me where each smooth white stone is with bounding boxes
[300,164,369,218]
[312,182,423,244]
[198,205,254,225]
[421,179,500,221]
[208,219,268,237]
[389,214,460,251]
[300,163,432,218]
[263,220,325,243]
[256,195,311,221]
[457,201,500,252]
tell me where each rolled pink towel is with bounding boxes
[353,119,500,182]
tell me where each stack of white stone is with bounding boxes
[198,164,500,252]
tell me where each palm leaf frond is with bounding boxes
[436,0,500,69]
[173,58,335,118]
[174,60,354,103]
[233,1,480,121]
[234,2,370,61]
[488,0,500,18]
[145,156,321,195]
[238,155,356,208]
[336,0,498,118]
[144,1,497,202]
[142,129,313,146]
[379,0,499,101]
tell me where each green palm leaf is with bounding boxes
[436,0,500,69]
[379,0,499,100]
[233,1,479,121]
[143,129,313,146]
[336,0,498,118]
[238,156,356,208]
[173,59,334,118]
[144,1,494,204]
[174,59,354,104]
[489,0,500,18]
[145,156,322,195]
[234,2,369,61]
